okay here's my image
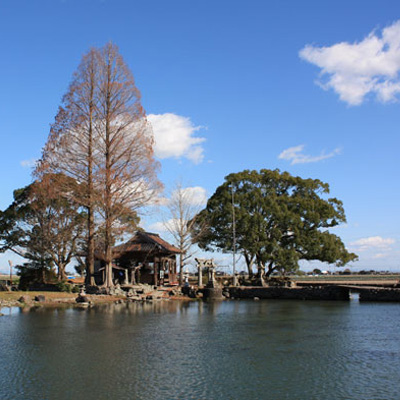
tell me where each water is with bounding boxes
[1,299,400,400]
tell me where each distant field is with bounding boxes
[0,274,18,282]
[293,274,400,287]
[294,274,400,281]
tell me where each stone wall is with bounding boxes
[228,285,350,301]
[358,287,400,302]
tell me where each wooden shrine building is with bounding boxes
[95,232,181,286]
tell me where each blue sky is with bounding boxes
[0,0,399,272]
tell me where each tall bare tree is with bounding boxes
[163,183,207,285]
[38,43,161,288]
[37,48,99,284]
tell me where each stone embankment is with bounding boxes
[358,287,400,302]
[228,285,350,301]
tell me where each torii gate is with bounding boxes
[195,258,217,287]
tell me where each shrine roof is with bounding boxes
[113,231,182,256]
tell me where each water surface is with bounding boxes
[1,299,400,400]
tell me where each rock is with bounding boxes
[76,295,90,303]
[18,295,31,303]
[34,295,46,302]
[181,286,190,295]
[202,287,223,300]
[128,296,141,302]
[86,285,101,295]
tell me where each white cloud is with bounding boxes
[278,144,341,164]
[146,186,207,233]
[372,253,386,259]
[147,221,168,233]
[300,20,400,105]
[350,236,395,252]
[148,113,206,164]
[20,158,37,168]
[171,186,208,206]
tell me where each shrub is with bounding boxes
[16,263,57,291]
[55,281,73,293]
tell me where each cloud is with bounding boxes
[350,236,395,252]
[147,221,167,233]
[278,144,341,164]
[146,185,207,232]
[372,253,386,259]
[148,113,206,164]
[20,158,37,168]
[300,20,400,105]
[170,186,208,206]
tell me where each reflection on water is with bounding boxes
[1,300,400,400]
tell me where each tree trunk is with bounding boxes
[244,252,254,277]
[264,262,275,278]
[103,53,114,289]
[256,263,266,287]
[85,206,96,286]
[57,265,67,281]
[85,65,96,287]
[104,261,113,288]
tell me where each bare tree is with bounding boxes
[37,48,99,285]
[163,183,207,285]
[38,43,161,288]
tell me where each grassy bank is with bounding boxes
[0,291,129,309]
[0,291,76,302]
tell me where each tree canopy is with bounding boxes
[192,169,357,281]
[0,174,85,281]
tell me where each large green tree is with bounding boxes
[193,169,357,283]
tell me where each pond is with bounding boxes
[1,299,400,400]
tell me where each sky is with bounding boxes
[0,0,399,273]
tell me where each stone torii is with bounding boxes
[195,258,217,287]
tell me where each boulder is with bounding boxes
[18,295,31,304]
[76,295,90,303]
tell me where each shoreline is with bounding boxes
[0,288,195,312]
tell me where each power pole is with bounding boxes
[8,260,13,286]
[231,185,237,286]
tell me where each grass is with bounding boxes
[0,291,77,302]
